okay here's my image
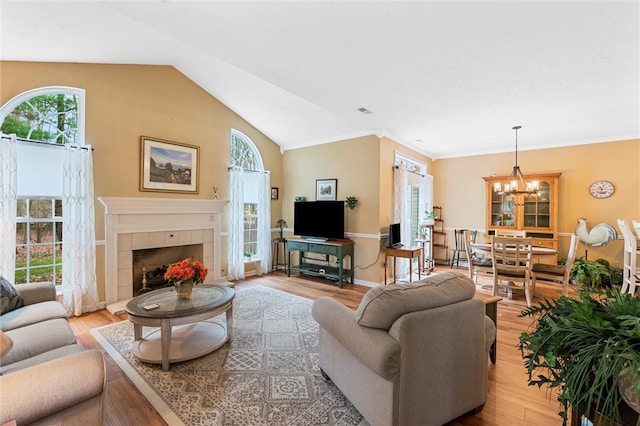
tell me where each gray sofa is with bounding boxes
[312,271,496,426]
[0,281,106,425]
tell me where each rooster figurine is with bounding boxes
[576,218,617,248]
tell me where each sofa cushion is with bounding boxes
[0,343,84,375]
[355,271,476,330]
[0,276,24,315]
[1,318,76,365]
[0,301,68,332]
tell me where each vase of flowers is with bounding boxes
[164,258,208,300]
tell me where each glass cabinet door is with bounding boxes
[523,181,551,229]
[491,192,516,228]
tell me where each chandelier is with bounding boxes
[493,125,539,196]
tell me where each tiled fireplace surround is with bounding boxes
[98,197,226,309]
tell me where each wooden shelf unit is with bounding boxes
[429,206,448,265]
[286,238,354,288]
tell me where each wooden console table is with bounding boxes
[287,238,354,288]
[384,246,423,285]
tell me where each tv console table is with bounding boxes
[286,238,354,288]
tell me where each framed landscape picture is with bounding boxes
[316,179,337,201]
[140,136,199,193]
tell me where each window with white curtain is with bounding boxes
[230,130,264,260]
[395,153,432,245]
[0,87,84,285]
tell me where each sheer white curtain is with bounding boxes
[256,171,272,275]
[0,134,17,280]
[393,165,411,278]
[61,144,99,316]
[228,168,245,280]
[420,174,433,221]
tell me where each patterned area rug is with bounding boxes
[91,286,366,426]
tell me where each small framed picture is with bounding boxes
[140,136,199,193]
[271,187,279,200]
[316,179,337,201]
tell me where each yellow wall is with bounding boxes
[432,139,640,267]
[1,61,283,298]
[281,135,435,284]
[282,135,381,283]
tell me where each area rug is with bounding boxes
[91,286,366,426]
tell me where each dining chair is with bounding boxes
[491,236,533,306]
[616,219,639,296]
[632,220,640,240]
[450,229,470,268]
[463,230,492,283]
[530,234,578,297]
[495,229,527,238]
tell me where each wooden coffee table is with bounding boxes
[125,284,234,370]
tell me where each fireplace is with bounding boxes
[132,244,203,295]
[98,197,227,308]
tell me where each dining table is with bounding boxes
[470,242,557,259]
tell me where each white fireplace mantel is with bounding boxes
[98,197,227,305]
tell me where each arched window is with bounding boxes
[228,130,271,279]
[231,129,263,171]
[0,86,85,285]
[230,130,264,259]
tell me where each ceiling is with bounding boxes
[1,1,638,159]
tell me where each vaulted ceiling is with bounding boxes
[1,1,638,158]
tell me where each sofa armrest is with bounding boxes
[16,281,57,305]
[0,349,106,425]
[312,297,400,379]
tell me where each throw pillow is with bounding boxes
[355,271,475,330]
[0,275,24,315]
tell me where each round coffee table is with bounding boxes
[125,284,234,370]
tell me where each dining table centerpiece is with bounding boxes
[164,258,208,299]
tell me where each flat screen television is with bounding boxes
[294,201,345,241]
[388,223,402,248]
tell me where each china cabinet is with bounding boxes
[483,173,561,262]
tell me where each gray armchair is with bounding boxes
[312,271,495,426]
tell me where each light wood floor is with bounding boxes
[69,266,569,426]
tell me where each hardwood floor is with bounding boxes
[69,267,568,425]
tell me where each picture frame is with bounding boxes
[316,179,337,201]
[271,187,279,200]
[140,136,199,193]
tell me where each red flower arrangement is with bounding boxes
[164,258,208,285]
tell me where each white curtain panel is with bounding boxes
[392,165,410,278]
[422,174,434,221]
[228,168,245,280]
[61,144,99,316]
[257,171,272,275]
[0,134,18,280]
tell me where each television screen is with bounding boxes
[294,201,345,241]
[389,223,402,248]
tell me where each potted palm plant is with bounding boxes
[519,288,640,425]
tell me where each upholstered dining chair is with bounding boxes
[530,233,578,297]
[450,229,471,268]
[617,219,639,296]
[490,236,533,306]
[463,230,492,283]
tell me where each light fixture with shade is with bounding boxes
[493,126,539,196]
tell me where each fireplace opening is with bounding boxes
[132,244,203,295]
